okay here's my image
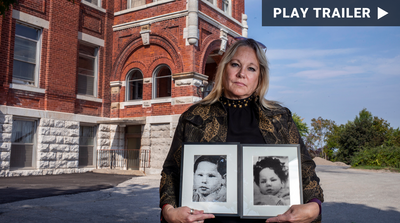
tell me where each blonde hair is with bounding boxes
[201,38,279,109]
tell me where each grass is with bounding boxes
[351,165,400,173]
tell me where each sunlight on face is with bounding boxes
[193,161,225,197]
[258,168,283,196]
[223,46,260,100]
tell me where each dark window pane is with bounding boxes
[78,75,94,95]
[15,24,39,40]
[13,60,35,82]
[129,80,143,100]
[157,76,171,97]
[78,56,95,76]
[127,125,141,134]
[129,70,142,80]
[79,44,96,56]
[10,144,33,168]
[14,37,37,63]
[79,126,95,146]
[79,146,94,166]
[12,120,35,143]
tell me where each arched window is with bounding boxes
[126,69,143,100]
[153,65,171,98]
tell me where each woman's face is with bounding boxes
[223,46,260,100]
[194,161,225,197]
[258,167,283,196]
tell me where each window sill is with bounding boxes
[200,0,242,27]
[81,1,106,13]
[10,83,45,94]
[114,0,175,16]
[76,94,103,103]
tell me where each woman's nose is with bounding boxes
[237,68,246,78]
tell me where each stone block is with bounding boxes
[39,161,49,169]
[142,130,150,138]
[68,129,79,137]
[2,115,12,124]
[100,146,110,150]
[1,152,10,161]
[99,124,110,132]
[38,127,50,135]
[0,142,11,152]
[50,128,63,136]
[70,145,79,152]
[49,161,56,169]
[39,135,56,144]
[109,125,118,132]
[99,132,110,139]
[43,169,54,175]
[151,124,170,131]
[64,137,78,145]
[57,153,63,160]
[56,136,64,144]
[67,161,78,168]
[141,138,151,146]
[0,133,11,142]
[1,124,12,133]
[40,118,54,127]
[98,139,110,146]
[1,161,10,169]
[54,120,65,128]
[65,121,79,129]
[55,160,67,168]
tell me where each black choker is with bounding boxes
[219,95,255,108]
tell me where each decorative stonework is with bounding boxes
[219,29,228,55]
[140,25,151,45]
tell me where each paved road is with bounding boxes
[0,166,399,222]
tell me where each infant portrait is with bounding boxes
[253,156,290,206]
[193,155,227,202]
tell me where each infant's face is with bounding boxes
[194,161,224,196]
[258,168,283,196]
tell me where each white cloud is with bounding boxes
[267,48,358,60]
[293,66,364,79]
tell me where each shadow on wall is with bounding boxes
[322,202,400,223]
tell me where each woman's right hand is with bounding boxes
[162,204,215,223]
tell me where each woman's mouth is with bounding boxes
[234,82,246,87]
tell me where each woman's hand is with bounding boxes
[266,202,319,223]
[162,204,215,223]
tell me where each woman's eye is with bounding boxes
[208,174,216,178]
[231,62,239,67]
[260,180,266,183]
[271,178,277,182]
[248,67,256,72]
[198,174,203,177]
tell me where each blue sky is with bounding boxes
[245,1,400,128]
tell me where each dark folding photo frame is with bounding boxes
[180,142,240,217]
[241,144,303,219]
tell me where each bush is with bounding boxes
[351,146,400,168]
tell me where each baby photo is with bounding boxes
[253,156,290,206]
[193,155,227,202]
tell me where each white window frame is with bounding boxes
[127,0,147,9]
[152,65,172,99]
[77,42,99,97]
[125,69,144,101]
[82,0,102,8]
[10,117,38,170]
[78,124,97,167]
[222,0,231,15]
[12,22,42,87]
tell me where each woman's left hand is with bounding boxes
[266,202,319,223]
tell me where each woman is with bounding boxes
[254,157,290,206]
[193,156,227,202]
[160,38,323,223]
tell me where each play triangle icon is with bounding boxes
[378,7,388,20]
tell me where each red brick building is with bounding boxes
[0,0,248,176]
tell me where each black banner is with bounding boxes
[262,0,400,26]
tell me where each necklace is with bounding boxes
[219,95,255,108]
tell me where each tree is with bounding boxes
[292,113,309,138]
[308,117,336,159]
[336,108,393,164]
[0,0,18,16]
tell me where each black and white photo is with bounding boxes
[253,156,290,206]
[180,143,239,216]
[241,144,302,219]
[193,155,227,202]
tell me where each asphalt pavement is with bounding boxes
[0,166,399,222]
